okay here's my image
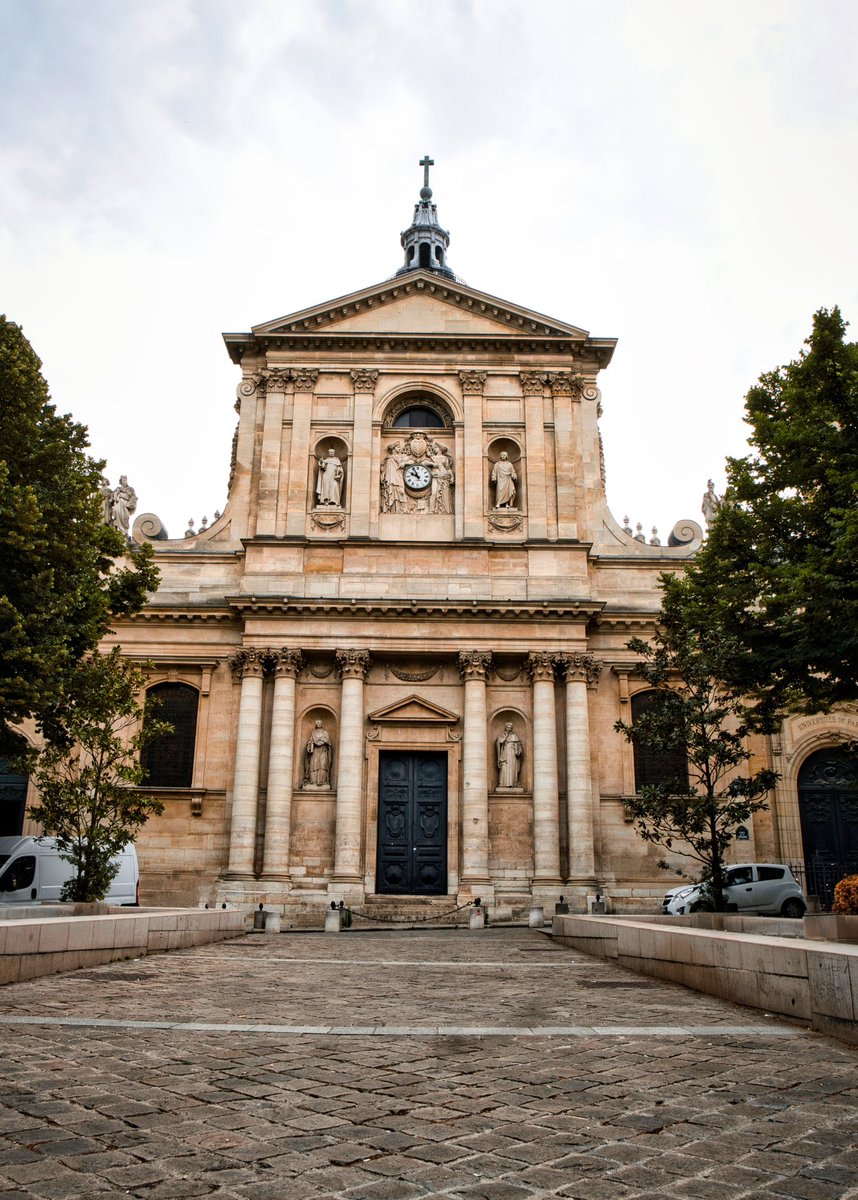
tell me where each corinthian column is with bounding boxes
[331,649,370,885]
[528,652,562,887]
[226,649,267,878]
[559,652,602,883]
[261,649,304,880]
[458,651,492,888]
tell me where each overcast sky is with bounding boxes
[2,0,856,543]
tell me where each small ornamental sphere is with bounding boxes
[420,185,433,201]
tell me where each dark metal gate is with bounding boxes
[798,747,858,910]
[376,751,447,895]
[0,759,27,838]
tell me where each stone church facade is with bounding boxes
[90,171,856,917]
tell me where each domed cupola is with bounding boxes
[396,154,457,280]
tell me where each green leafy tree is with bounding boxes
[616,575,778,909]
[0,316,158,753]
[685,307,858,728]
[26,649,167,902]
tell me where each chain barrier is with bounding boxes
[344,899,479,925]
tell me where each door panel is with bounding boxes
[377,752,447,895]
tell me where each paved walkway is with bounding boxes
[0,927,856,1199]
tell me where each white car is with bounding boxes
[662,863,807,918]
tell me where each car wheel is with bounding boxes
[781,898,805,919]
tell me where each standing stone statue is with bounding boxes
[496,722,523,788]
[701,479,721,528]
[111,476,137,534]
[316,448,344,507]
[304,720,333,787]
[491,451,518,509]
[380,443,408,513]
[99,477,113,525]
[430,449,455,514]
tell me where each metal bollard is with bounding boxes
[252,903,266,931]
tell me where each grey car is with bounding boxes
[663,863,807,918]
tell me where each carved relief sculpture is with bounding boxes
[496,722,523,788]
[316,448,344,507]
[303,720,333,787]
[491,451,517,509]
[380,434,454,514]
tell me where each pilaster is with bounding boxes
[458,650,492,888]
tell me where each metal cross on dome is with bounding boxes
[419,154,434,189]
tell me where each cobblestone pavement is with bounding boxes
[0,927,857,1200]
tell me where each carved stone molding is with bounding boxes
[459,370,487,395]
[269,648,305,678]
[386,664,440,682]
[548,372,574,396]
[527,651,556,683]
[311,510,345,531]
[350,368,379,393]
[493,662,525,683]
[458,650,493,681]
[520,371,547,395]
[228,648,266,681]
[558,652,602,688]
[383,394,453,429]
[305,659,335,679]
[292,368,319,392]
[488,512,524,532]
[236,377,258,408]
[574,377,600,402]
[336,648,371,680]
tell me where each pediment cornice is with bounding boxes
[367,694,459,724]
[223,271,616,367]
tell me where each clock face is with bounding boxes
[404,463,432,491]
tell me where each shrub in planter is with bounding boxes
[832,876,858,915]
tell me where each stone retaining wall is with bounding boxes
[0,907,245,985]
[553,914,858,1046]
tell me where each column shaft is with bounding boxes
[459,652,491,886]
[563,655,601,882]
[261,651,303,879]
[529,654,561,884]
[332,651,370,883]
[226,653,266,878]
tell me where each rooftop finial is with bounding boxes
[419,153,434,201]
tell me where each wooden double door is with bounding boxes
[376,751,447,895]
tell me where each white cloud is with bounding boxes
[1,0,856,540]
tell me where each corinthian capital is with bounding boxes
[228,648,266,681]
[292,368,319,392]
[350,369,379,393]
[458,650,492,681]
[336,649,371,680]
[547,372,574,396]
[261,367,291,393]
[527,651,557,682]
[459,370,487,395]
[557,652,602,687]
[269,648,305,678]
[520,371,547,396]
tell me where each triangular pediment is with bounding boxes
[251,271,590,341]
[367,693,460,724]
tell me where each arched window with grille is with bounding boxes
[140,683,199,788]
[631,689,689,793]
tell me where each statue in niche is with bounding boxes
[496,722,523,789]
[380,442,408,513]
[491,451,518,509]
[303,720,333,787]
[701,479,721,528]
[111,476,137,534]
[315,448,344,507]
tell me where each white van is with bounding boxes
[0,837,139,906]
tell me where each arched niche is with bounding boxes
[489,708,528,792]
[310,436,349,511]
[298,706,337,790]
[486,437,524,513]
